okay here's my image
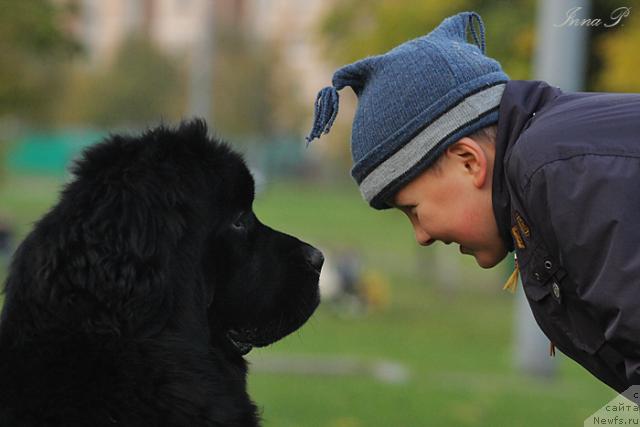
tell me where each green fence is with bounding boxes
[6,130,106,176]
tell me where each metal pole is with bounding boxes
[187,0,215,123]
[534,0,590,91]
[514,0,590,378]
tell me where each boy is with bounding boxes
[306,11,640,393]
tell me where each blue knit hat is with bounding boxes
[306,11,509,209]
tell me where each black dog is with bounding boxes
[0,120,322,427]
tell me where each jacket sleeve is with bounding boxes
[525,153,640,384]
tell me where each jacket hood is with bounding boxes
[492,80,563,252]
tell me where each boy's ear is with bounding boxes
[445,137,489,188]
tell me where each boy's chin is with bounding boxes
[473,249,508,269]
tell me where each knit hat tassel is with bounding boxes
[306,86,340,145]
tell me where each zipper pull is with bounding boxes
[502,254,519,293]
[549,341,556,357]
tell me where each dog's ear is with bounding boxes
[9,127,218,338]
[72,134,214,333]
[3,121,226,341]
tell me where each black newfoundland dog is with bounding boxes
[0,120,322,427]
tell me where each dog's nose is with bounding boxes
[303,246,324,272]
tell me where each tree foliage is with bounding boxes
[593,7,640,92]
[211,28,306,139]
[318,0,537,80]
[317,0,639,93]
[57,37,185,128]
[0,0,80,122]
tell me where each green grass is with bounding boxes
[254,181,509,289]
[253,180,419,277]
[247,279,615,427]
[254,181,615,426]
[0,174,64,236]
[0,174,617,426]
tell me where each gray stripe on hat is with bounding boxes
[359,83,506,203]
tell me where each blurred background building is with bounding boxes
[3,0,637,157]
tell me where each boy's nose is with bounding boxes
[418,237,436,246]
[414,227,434,246]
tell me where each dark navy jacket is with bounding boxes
[493,80,640,392]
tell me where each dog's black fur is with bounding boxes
[0,120,322,427]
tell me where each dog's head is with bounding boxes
[9,120,321,357]
[202,184,323,355]
[193,133,324,355]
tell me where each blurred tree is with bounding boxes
[211,27,306,139]
[0,0,80,123]
[468,0,536,80]
[57,37,185,128]
[318,0,536,80]
[318,0,638,93]
[592,5,639,92]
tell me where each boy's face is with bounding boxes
[391,137,507,268]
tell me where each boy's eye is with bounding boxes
[397,205,418,221]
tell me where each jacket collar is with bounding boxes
[492,80,563,252]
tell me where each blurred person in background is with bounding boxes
[306,11,640,393]
[0,219,14,265]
